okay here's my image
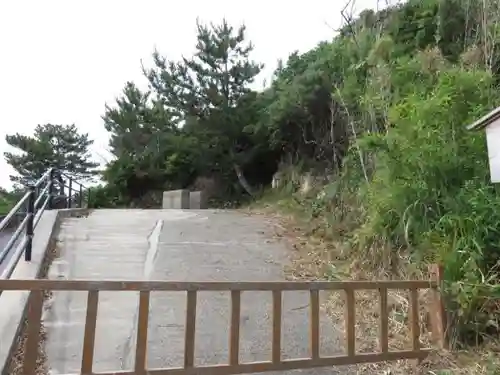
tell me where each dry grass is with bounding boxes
[246,203,500,375]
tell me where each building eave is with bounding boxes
[467,106,500,131]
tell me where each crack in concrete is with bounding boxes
[121,219,163,370]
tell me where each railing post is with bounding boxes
[79,184,83,208]
[428,264,448,350]
[25,185,35,261]
[48,168,56,210]
[67,178,73,209]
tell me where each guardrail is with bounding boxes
[0,168,88,279]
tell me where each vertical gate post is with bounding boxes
[428,264,448,349]
[48,168,56,210]
[67,177,73,209]
[25,185,35,261]
[79,184,83,208]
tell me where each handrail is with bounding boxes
[0,168,89,279]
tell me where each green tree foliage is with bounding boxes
[103,82,176,158]
[102,81,203,201]
[144,19,266,196]
[103,19,278,205]
[4,124,99,187]
[0,188,15,215]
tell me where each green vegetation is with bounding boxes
[4,0,500,372]
[4,123,98,188]
[96,19,274,208]
[2,123,98,212]
[0,188,14,215]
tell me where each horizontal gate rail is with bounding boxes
[0,279,443,375]
[0,279,436,291]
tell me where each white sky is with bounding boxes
[0,0,383,189]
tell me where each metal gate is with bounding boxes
[0,278,445,375]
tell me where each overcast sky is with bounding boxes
[0,0,386,189]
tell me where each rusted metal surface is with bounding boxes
[1,278,439,375]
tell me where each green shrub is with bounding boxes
[339,60,500,344]
[88,184,128,209]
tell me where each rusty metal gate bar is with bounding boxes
[0,279,442,375]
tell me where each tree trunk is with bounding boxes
[233,163,254,197]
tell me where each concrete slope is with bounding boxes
[44,209,159,374]
[146,210,349,374]
[43,209,349,375]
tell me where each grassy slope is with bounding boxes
[247,189,500,375]
[0,197,13,216]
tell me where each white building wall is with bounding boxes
[485,117,500,183]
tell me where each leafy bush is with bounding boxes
[0,189,16,215]
[88,184,128,209]
[0,197,12,216]
[353,62,499,342]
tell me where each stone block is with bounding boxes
[162,190,189,209]
[189,191,207,209]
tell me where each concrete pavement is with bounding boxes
[44,209,349,374]
[44,210,159,374]
[0,231,12,250]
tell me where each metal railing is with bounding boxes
[0,168,88,279]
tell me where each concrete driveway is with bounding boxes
[44,209,352,375]
[146,210,350,374]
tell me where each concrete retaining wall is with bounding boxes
[162,190,207,209]
[0,208,90,375]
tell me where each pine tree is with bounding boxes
[102,81,202,198]
[103,81,176,159]
[145,18,263,195]
[4,123,99,186]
